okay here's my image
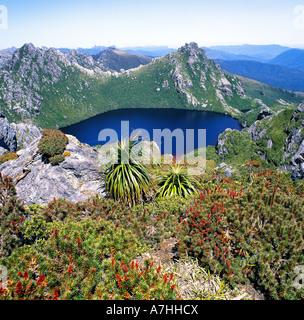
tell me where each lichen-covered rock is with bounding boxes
[11,122,42,150]
[0,111,17,152]
[215,162,235,177]
[215,128,233,155]
[246,120,268,142]
[0,111,41,152]
[218,76,233,97]
[282,103,304,180]
[0,134,105,206]
[291,102,304,121]
[289,140,304,180]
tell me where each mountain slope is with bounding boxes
[270,49,304,72]
[216,59,304,92]
[93,48,152,72]
[0,42,302,129]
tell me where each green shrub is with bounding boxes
[38,196,180,250]
[38,129,68,165]
[93,259,179,300]
[49,154,65,165]
[2,163,304,300]
[0,152,18,165]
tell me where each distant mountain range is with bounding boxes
[58,46,108,55]
[205,44,291,62]
[57,46,176,58]
[119,46,176,58]
[216,60,304,93]
[270,49,304,72]
[203,45,304,92]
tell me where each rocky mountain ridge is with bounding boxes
[0,42,301,129]
[0,43,113,121]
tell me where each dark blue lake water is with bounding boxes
[61,108,241,156]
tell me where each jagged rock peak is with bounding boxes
[178,42,206,56]
[180,42,199,50]
[20,42,36,52]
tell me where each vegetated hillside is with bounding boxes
[0,42,302,129]
[270,49,304,72]
[207,44,290,62]
[216,59,304,93]
[93,48,153,72]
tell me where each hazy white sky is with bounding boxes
[0,0,304,49]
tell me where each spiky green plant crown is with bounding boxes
[102,137,152,206]
[156,165,199,199]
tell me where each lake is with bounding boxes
[61,108,241,156]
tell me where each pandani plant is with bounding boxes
[102,137,152,206]
[155,164,199,199]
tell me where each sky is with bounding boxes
[0,0,304,50]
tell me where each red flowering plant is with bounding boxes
[177,170,304,299]
[0,268,57,300]
[93,259,179,300]
[0,174,27,258]
[178,187,253,288]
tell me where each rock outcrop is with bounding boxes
[10,122,42,150]
[0,135,105,206]
[0,111,41,154]
[257,106,273,120]
[215,128,233,155]
[0,111,17,153]
[215,162,235,177]
[246,120,268,142]
[282,103,304,180]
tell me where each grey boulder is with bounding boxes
[0,134,105,206]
